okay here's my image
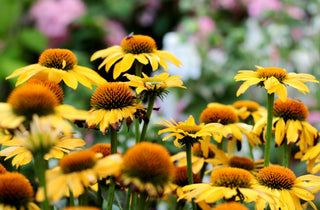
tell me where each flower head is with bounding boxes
[6,49,106,90]
[44,150,121,201]
[254,98,318,152]
[0,83,88,129]
[0,172,40,210]
[171,166,201,197]
[86,82,145,134]
[125,72,185,99]
[200,104,261,151]
[0,163,7,174]
[0,115,86,168]
[120,142,175,197]
[180,167,276,206]
[256,166,319,210]
[156,115,218,147]
[234,65,318,102]
[232,100,266,124]
[91,34,182,79]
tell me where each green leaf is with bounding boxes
[18,29,48,53]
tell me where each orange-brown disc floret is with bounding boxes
[122,142,175,187]
[200,106,238,125]
[213,202,249,210]
[38,49,77,70]
[120,35,157,54]
[273,98,309,121]
[174,166,201,187]
[192,142,215,158]
[59,150,98,174]
[90,143,121,157]
[27,79,64,104]
[210,167,253,188]
[257,166,296,190]
[7,84,59,119]
[257,67,287,82]
[228,156,255,171]
[90,83,136,110]
[0,163,7,174]
[0,172,34,207]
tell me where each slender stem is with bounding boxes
[264,93,275,167]
[135,62,143,77]
[186,142,197,210]
[125,188,132,210]
[217,142,223,151]
[135,118,141,144]
[140,95,156,142]
[107,128,118,210]
[33,153,50,210]
[79,187,88,206]
[131,193,138,210]
[199,162,208,180]
[137,192,148,210]
[283,143,291,168]
[248,144,254,160]
[69,189,75,206]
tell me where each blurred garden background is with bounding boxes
[1,0,320,207]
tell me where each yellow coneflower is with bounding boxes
[232,100,266,124]
[43,150,122,201]
[179,167,276,207]
[6,49,106,89]
[205,151,264,175]
[91,34,182,79]
[256,166,319,210]
[119,142,176,197]
[234,65,318,102]
[125,72,185,97]
[0,115,86,168]
[0,83,88,129]
[155,115,218,148]
[0,172,40,210]
[200,103,261,152]
[213,202,249,210]
[254,98,318,152]
[86,82,145,134]
[299,143,320,174]
[171,166,201,197]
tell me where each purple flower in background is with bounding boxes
[247,0,282,17]
[103,20,127,46]
[30,0,86,45]
[198,16,215,37]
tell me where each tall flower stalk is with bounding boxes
[264,93,274,166]
[107,128,118,210]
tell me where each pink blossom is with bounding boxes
[30,0,86,38]
[103,20,127,46]
[198,16,215,37]
[308,111,320,125]
[285,6,305,20]
[291,27,304,41]
[247,0,282,17]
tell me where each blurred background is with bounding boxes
[1,0,320,119]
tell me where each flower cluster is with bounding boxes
[2,27,320,210]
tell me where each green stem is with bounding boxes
[33,153,50,210]
[137,192,148,210]
[186,143,197,210]
[264,93,275,167]
[69,189,75,206]
[283,143,291,168]
[125,188,132,210]
[199,162,208,180]
[140,95,156,142]
[248,144,254,160]
[107,128,118,210]
[131,193,138,210]
[135,118,141,144]
[217,142,223,151]
[79,187,88,206]
[135,62,143,77]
